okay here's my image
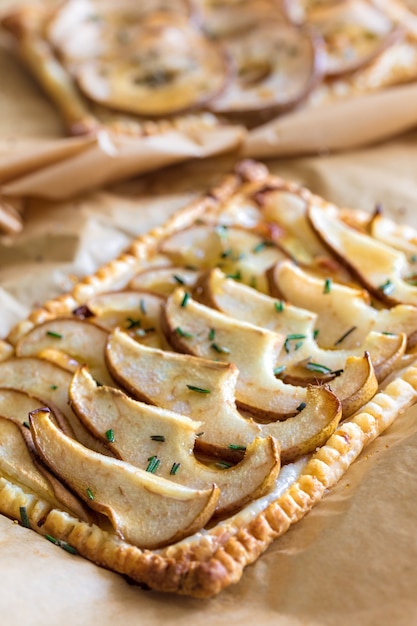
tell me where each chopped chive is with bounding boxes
[94,379,103,387]
[411,255,417,264]
[45,534,60,545]
[273,365,286,376]
[208,328,215,341]
[196,432,204,437]
[46,331,62,339]
[126,317,141,329]
[228,444,246,451]
[378,279,395,295]
[186,385,211,394]
[382,331,395,336]
[19,506,30,528]
[216,461,232,469]
[86,487,94,501]
[284,334,306,353]
[146,455,160,473]
[226,270,242,281]
[305,362,332,374]
[286,333,307,341]
[23,421,30,429]
[210,342,230,354]
[150,435,165,442]
[221,248,232,259]
[296,402,306,412]
[50,384,58,390]
[181,292,190,307]
[173,274,185,284]
[140,299,147,314]
[323,278,332,294]
[105,429,115,443]
[175,326,193,339]
[170,462,181,475]
[253,241,266,253]
[313,329,319,339]
[274,300,284,312]
[61,543,78,555]
[334,326,357,346]
[294,341,303,351]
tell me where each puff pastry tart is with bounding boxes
[1,159,417,597]
[2,0,417,135]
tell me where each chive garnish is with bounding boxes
[86,487,94,501]
[378,279,395,295]
[253,241,266,253]
[19,506,30,528]
[334,326,357,346]
[313,329,319,339]
[284,334,306,353]
[181,292,190,307]
[323,278,332,294]
[150,435,165,442]
[196,432,204,437]
[228,444,246,451]
[305,362,332,374]
[296,402,307,412]
[50,384,58,390]
[46,331,62,339]
[411,255,417,264]
[274,300,284,312]
[226,270,242,280]
[208,328,215,341]
[221,248,232,259]
[273,365,286,376]
[210,342,230,354]
[186,385,211,394]
[175,327,193,339]
[105,429,115,443]
[140,299,147,314]
[126,317,141,329]
[45,534,60,545]
[45,534,77,554]
[23,421,30,429]
[216,461,232,469]
[170,462,181,475]
[173,274,185,285]
[146,455,160,473]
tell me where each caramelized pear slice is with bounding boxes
[162,287,338,418]
[80,290,167,349]
[197,0,285,39]
[74,13,228,117]
[16,318,113,386]
[308,204,417,306]
[160,224,287,293]
[106,329,262,455]
[0,357,107,454]
[270,260,417,350]
[329,352,377,418]
[210,21,324,116]
[259,385,341,463]
[30,408,219,549]
[369,210,417,258]
[0,414,92,523]
[129,266,201,296]
[69,366,280,516]
[307,0,403,77]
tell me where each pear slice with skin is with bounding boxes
[106,330,342,460]
[0,412,93,523]
[369,209,417,258]
[0,357,110,455]
[69,366,280,517]
[129,266,201,296]
[162,287,343,419]
[159,224,288,293]
[269,260,417,351]
[77,290,168,349]
[29,408,220,549]
[16,318,113,387]
[308,203,417,306]
[106,329,262,458]
[193,266,406,384]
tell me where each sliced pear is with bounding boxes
[30,408,220,549]
[0,414,92,523]
[106,329,262,456]
[369,210,417,258]
[16,318,113,386]
[129,266,201,296]
[269,260,417,350]
[162,287,342,419]
[69,366,280,516]
[0,357,109,454]
[308,203,417,306]
[79,290,167,349]
[259,385,341,463]
[159,224,288,293]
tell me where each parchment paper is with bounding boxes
[2,3,417,625]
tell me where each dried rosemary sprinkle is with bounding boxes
[334,326,357,346]
[150,435,165,442]
[305,362,332,374]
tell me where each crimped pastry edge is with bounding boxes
[1,159,416,597]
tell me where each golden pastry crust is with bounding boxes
[1,159,417,597]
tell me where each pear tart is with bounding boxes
[2,0,417,136]
[2,160,417,597]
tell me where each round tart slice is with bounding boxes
[209,20,325,116]
[74,12,229,117]
[307,0,404,77]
